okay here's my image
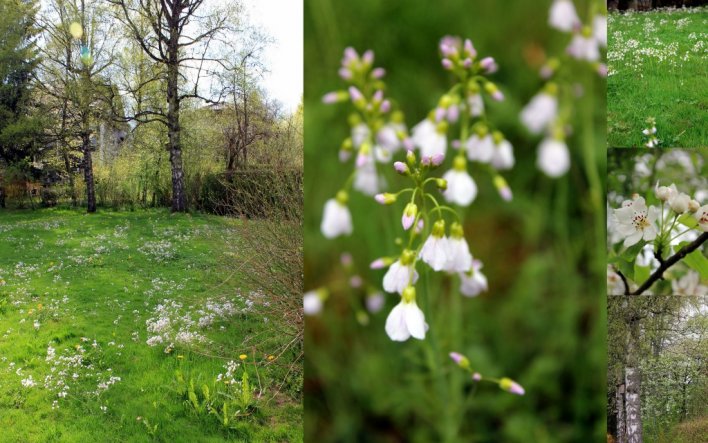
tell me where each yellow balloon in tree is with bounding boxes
[69,22,83,39]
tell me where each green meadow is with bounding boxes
[0,209,302,442]
[607,7,708,147]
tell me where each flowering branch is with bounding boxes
[631,232,708,296]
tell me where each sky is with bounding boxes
[245,0,303,114]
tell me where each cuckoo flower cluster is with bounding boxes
[612,183,707,250]
[521,0,606,178]
[642,117,659,148]
[314,38,514,341]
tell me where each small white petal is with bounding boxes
[537,138,570,177]
[442,169,478,206]
[321,199,353,238]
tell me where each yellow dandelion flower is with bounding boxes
[267,355,275,361]
[239,354,247,360]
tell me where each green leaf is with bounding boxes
[677,213,698,230]
[633,263,651,285]
[620,241,645,262]
[615,258,635,283]
[683,249,708,281]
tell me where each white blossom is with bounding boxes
[537,138,570,177]
[383,256,419,294]
[520,92,558,134]
[412,119,447,158]
[465,134,494,163]
[385,287,427,341]
[613,196,659,247]
[321,198,353,239]
[549,0,580,32]
[459,260,488,297]
[442,168,478,207]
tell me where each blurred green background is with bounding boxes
[304,0,607,441]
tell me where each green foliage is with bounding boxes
[0,0,43,165]
[607,8,708,148]
[0,209,302,441]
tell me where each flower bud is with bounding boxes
[394,161,409,175]
[655,184,671,201]
[370,257,393,269]
[494,175,513,201]
[375,193,397,205]
[670,193,690,214]
[402,203,418,230]
[499,377,525,396]
[449,352,470,369]
[406,149,416,167]
[436,178,448,191]
[472,372,482,382]
[689,200,700,213]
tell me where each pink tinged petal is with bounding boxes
[322,92,339,104]
[355,151,368,168]
[434,107,446,122]
[446,105,460,123]
[380,100,391,113]
[480,57,497,73]
[463,58,472,69]
[492,90,504,101]
[349,86,363,102]
[339,150,351,163]
[431,153,445,166]
[449,352,465,365]
[508,381,525,396]
[338,68,352,80]
[441,58,453,70]
[464,39,476,57]
[362,50,374,65]
[374,194,387,204]
[371,67,386,79]
[402,213,415,231]
[370,258,386,269]
[385,303,411,341]
[366,293,385,313]
[343,47,358,63]
[394,161,408,174]
[472,372,482,382]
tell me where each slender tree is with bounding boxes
[36,0,118,212]
[110,0,241,212]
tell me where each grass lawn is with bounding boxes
[0,208,302,442]
[607,7,708,148]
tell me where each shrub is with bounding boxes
[199,168,303,219]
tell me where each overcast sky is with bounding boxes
[246,0,303,114]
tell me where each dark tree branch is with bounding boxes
[631,232,708,296]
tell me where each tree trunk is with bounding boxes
[616,383,627,443]
[624,317,643,443]
[625,367,642,442]
[637,0,653,10]
[82,134,96,213]
[166,29,186,212]
[62,151,77,207]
